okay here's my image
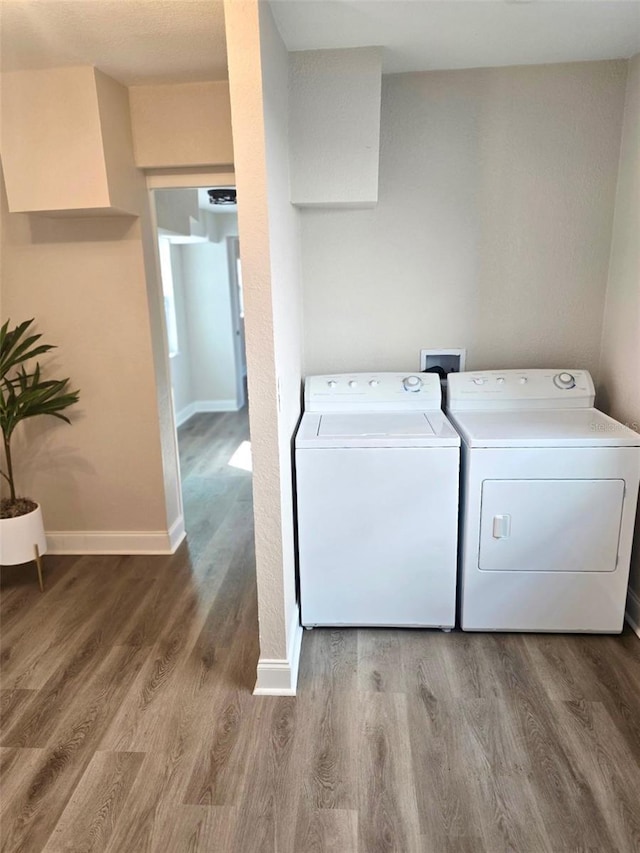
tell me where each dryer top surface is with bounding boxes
[448,408,640,448]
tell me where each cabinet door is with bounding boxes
[479,479,624,573]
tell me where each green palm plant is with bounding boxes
[0,319,80,512]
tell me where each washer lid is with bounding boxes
[296,411,460,448]
[448,408,640,448]
[319,412,434,437]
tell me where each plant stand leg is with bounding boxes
[34,544,44,592]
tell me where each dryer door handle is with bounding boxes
[492,514,511,539]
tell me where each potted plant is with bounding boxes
[0,319,79,590]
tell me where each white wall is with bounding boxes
[155,189,199,236]
[301,61,628,376]
[206,211,239,243]
[155,190,242,424]
[225,0,303,693]
[261,0,304,675]
[598,54,640,615]
[167,243,194,418]
[180,240,239,410]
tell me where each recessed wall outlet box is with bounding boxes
[420,348,466,377]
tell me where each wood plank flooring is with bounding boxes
[2,407,640,852]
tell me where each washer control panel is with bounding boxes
[447,369,595,411]
[305,373,442,412]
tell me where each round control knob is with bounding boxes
[327,380,337,388]
[403,375,423,392]
[519,377,528,384]
[496,377,505,384]
[473,378,485,385]
[554,372,576,389]
[348,380,358,388]
[369,379,379,387]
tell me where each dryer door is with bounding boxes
[479,479,624,573]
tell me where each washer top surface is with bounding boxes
[297,410,460,448]
[449,407,640,448]
[299,372,459,447]
[319,412,435,437]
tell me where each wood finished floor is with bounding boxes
[2,407,640,852]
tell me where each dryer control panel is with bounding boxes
[305,372,442,412]
[447,369,595,411]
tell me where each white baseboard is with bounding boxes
[175,402,198,427]
[197,399,240,413]
[46,515,186,556]
[253,606,304,696]
[626,587,640,638]
[167,516,186,553]
[176,399,240,427]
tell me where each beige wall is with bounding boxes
[0,71,181,547]
[1,67,149,216]
[598,54,640,600]
[129,81,234,169]
[1,67,111,213]
[94,69,142,215]
[301,61,628,376]
[225,0,303,682]
[0,174,168,534]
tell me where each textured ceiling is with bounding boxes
[271,0,640,73]
[2,0,639,87]
[0,0,228,84]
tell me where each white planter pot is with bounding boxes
[0,503,47,566]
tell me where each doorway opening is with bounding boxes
[151,185,252,542]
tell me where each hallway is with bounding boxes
[0,409,260,851]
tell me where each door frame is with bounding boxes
[145,169,238,535]
[226,235,246,410]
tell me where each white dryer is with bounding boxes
[296,373,460,629]
[447,369,640,633]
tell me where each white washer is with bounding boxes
[447,369,640,633]
[296,372,460,629]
